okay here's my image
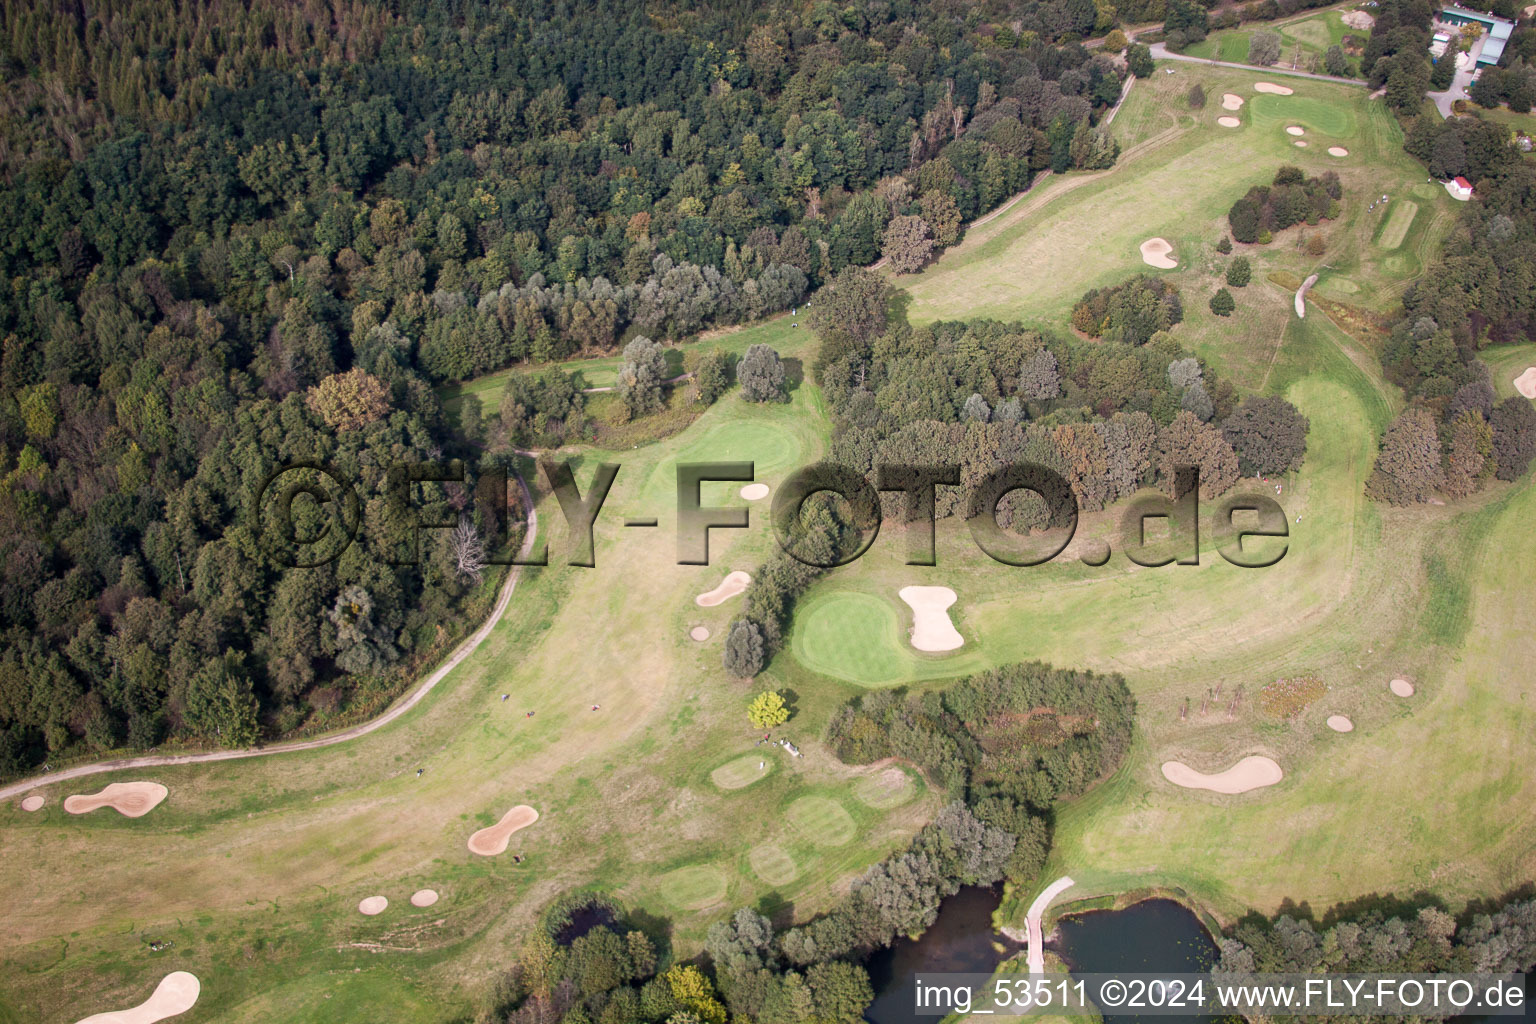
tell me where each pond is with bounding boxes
[864,889,1217,1024]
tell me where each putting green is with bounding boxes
[853,769,917,810]
[711,754,772,790]
[791,591,908,685]
[655,864,728,910]
[749,843,800,886]
[786,796,856,847]
[1377,201,1418,250]
[1248,94,1356,137]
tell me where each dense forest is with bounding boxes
[1219,895,1536,990]
[1353,0,1536,505]
[0,0,1139,774]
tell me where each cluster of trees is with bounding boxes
[1071,275,1184,345]
[1359,0,1438,111]
[415,259,808,384]
[485,893,734,1024]
[1469,59,1536,113]
[828,662,1136,827]
[1364,163,1536,504]
[798,271,1309,540]
[1404,112,1522,185]
[1218,895,1536,979]
[1227,166,1343,245]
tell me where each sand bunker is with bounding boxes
[1217,116,1241,128]
[1513,366,1536,399]
[1221,93,1245,110]
[21,794,44,811]
[689,626,710,642]
[467,804,539,856]
[411,889,440,908]
[1254,82,1294,95]
[1139,237,1177,269]
[1162,755,1284,794]
[358,895,388,916]
[695,570,751,607]
[1286,125,1305,136]
[1326,715,1354,733]
[1389,677,1415,697]
[898,586,965,652]
[1328,147,1349,157]
[1294,140,1308,148]
[75,971,200,1024]
[64,782,168,818]
[740,483,770,501]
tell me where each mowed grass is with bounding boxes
[1185,6,1356,66]
[1375,199,1418,250]
[712,754,774,790]
[786,796,857,847]
[898,62,1451,393]
[852,768,918,810]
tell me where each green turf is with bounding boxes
[785,796,857,847]
[656,864,730,910]
[852,768,918,810]
[1375,199,1419,250]
[749,843,800,885]
[711,754,774,790]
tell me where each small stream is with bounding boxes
[864,888,1217,1024]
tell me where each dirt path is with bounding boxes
[0,475,539,802]
[581,372,692,394]
[1026,875,1075,974]
[1148,43,1370,85]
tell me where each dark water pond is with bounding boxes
[1053,898,1220,1024]
[865,889,1217,1024]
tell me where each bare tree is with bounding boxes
[452,515,487,582]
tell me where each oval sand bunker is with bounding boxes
[1328,146,1349,157]
[1221,93,1244,110]
[1327,715,1354,732]
[1390,677,1415,697]
[1217,116,1241,128]
[1286,125,1305,136]
[898,585,965,652]
[1139,237,1177,269]
[689,625,710,642]
[1294,140,1308,148]
[740,483,770,500]
[358,895,388,916]
[696,570,751,607]
[411,888,440,908]
[21,794,44,811]
[1161,755,1283,794]
[1254,82,1294,95]
[468,805,539,856]
[1513,366,1536,398]
[65,781,168,818]
[74,970,200,1024]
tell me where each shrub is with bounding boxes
[1226,256,1251,287]
[1216,236,1233,254]
[1210,288,1235,316]
[748,690,790,729]
[1188,83,1207,109]
[724,620,766,678]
